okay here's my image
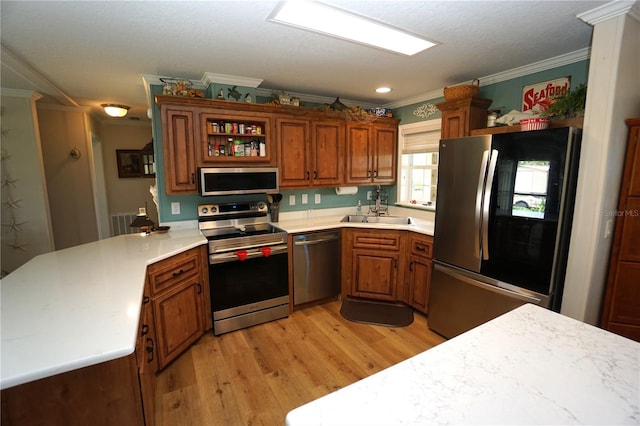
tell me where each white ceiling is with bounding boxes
[0,1,616,122]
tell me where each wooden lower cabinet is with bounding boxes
[1,246,211,426]
[1,355,145,426]
[147,246,210,369]
[342,229,406,301]
[404,233,434,314]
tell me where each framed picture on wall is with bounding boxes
[116,149,143,178]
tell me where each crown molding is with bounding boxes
[1,88,43,101]
[202,72,263,88]
[577,0,636,25]
[36,103,91,113]
[1,44,77,107]
[387,47,591,109]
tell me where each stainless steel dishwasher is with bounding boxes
[293,230,341,305]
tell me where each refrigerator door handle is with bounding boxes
[481,149,499,260]
[475,149,491,260]
[434,263,542,304]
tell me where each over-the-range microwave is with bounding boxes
[198,167,279,196]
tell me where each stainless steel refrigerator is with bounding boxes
[428,127,581,338]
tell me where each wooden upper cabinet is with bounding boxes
[161,106,198,194]
[277,117,311,187]
[436,97,492,139]
[278,117,344,188]
[601,118,640,342]
[373,125,397,182]
[345,121,398,185]
[312,120,344,186]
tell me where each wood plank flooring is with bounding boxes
[154,300,446,426]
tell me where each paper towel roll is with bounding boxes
[335,186,358,195]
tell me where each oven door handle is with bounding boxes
[209,245,288,264]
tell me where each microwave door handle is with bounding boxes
[482,149,499,260]
[475,150,490,260]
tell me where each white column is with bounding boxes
[561,1,640,324]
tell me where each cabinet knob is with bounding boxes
[141,324,149,336]
[409,261,414,272]
[196,283,202,294]
[306,171,310,180]
[191,173,195,184]
[374,170,379,178]
[313,170,318,180]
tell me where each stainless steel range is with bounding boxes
[198,201,289,335]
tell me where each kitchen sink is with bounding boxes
[341,215,413,225]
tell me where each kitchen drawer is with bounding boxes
[351,229,402,251]
[409,234,433,258]
[147,248,201,296]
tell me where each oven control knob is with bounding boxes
[257,201,266,210]
[200,207,208,214]
[210,206,217,213]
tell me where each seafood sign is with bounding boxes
[522,77,571,114]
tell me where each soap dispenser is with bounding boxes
[356,200,362,215]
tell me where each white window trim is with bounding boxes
[396,119,442,211]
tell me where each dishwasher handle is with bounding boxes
[293,234,340,246]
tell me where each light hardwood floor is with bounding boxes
[154,300,446,426]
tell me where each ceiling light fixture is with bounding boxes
[101,104,130,118]
[376,87,392,93]
[268,1,436,56]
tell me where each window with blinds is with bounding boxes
[397,119,441,208]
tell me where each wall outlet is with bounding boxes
[367,190,372,200]
[289,194,296,206]
[301,193,308,204]
[171,202,181,215]
[315,193,321,204]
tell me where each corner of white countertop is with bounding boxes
[0,228,206,390]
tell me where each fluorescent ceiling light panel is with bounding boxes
[269,1,436,56]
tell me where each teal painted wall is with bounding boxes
[151,59,589,222]
[150,84,395,222]
[394,60,590,125]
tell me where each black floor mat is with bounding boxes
[340,298,414,327]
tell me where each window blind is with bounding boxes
[402,129,440,154]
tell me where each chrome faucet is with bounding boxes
[375,185,382,216]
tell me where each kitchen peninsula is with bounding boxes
[286,303,639,425]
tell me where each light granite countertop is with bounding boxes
[274,205,435,236]
[0,229,206,390]
[0,207,433,391]
[286,303,639,425]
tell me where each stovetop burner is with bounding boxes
[198,201,287,253]
[201,223,283,241]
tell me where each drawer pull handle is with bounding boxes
[146,338,154,363]
[172,269,185,277]
[313,170,318,180]
[306,171,310,180]
[416,245,427,252]
[143,295,150,304]
[409,261,414,272]
[196,283,202,294]
[141,324,149,336]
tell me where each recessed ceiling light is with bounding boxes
[376,87,392,94]
[268,1,436,56]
